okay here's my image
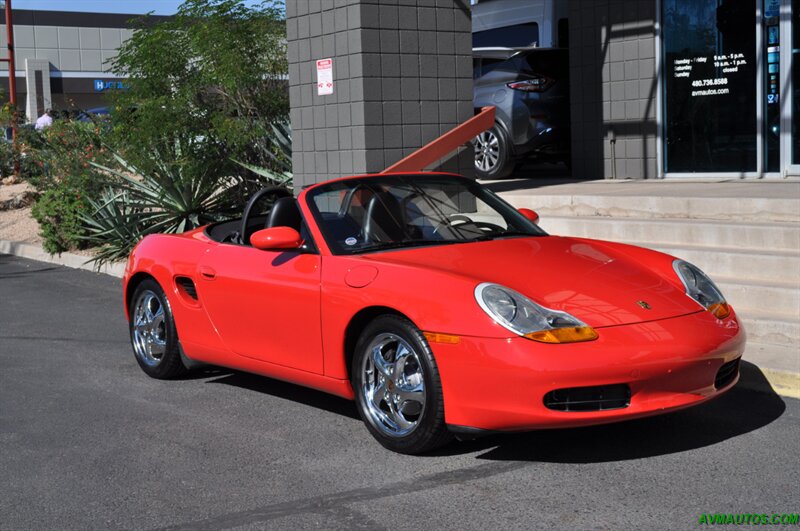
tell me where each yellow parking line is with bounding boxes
[761,368,800,400]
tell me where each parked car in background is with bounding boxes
[76,106,110,123]
[473,47,571,179]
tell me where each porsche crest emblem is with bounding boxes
[637,300,652,310]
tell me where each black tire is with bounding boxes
[128,278,188,379]
[474,124,515,180]
[351,315,453,454]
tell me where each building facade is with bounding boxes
[0,10,166,121]
[476,0,798,179]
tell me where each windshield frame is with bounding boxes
[304,173,548,256]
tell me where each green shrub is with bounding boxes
[25,121,114,254]
[31,186,90,254]
[0,139,14,178]
[28,120,111,192]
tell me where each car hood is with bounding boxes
[360,236,701,328]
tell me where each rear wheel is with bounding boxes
[352,315,452,454]
[474,124,515,179]
[129,279,188,379]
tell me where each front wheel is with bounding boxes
[352,315,452,454]
[129,279,188,379]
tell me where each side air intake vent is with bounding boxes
[544,384,631,412]
[715,358,740,390]
[175,277,198,300]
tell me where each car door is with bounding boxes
[196,244,323,374]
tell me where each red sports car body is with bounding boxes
[123,173,745,453]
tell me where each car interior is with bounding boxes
[204,188,316,253]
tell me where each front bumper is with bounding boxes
[432,310,745,432]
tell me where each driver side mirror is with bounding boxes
[518,208,540,225]
[251,227,303,250]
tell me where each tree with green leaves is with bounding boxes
[83,0,290,265]
[110,0,289,175]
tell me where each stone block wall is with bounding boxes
[568,0,658,179]
[286,0,474,192]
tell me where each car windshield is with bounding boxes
[306,174,547,255]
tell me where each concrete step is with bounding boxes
[538,216,800,253]
[506,193,800,223]
[623,241,800,285]
[738,311,800,347]
[716,277,800,321]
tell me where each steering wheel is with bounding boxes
[433,215,503,238]
[240,187,292,245]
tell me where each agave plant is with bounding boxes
[81,189,153,265]
[82,120,294,268]
[234,120,293,186]
[83,146,250,267]
[97,146,248,226]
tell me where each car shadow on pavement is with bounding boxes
[175,362,785,462]
[432,361,786,462]
[203,369,361,420]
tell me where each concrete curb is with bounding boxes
[1,239,797,401]
[0,240,125,278]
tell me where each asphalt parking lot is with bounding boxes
[1,253,798,530]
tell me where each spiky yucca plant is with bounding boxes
[83,148,253,266]
[234,120,293,186]
[83,119,293,267]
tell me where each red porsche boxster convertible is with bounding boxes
[123,173,745,454]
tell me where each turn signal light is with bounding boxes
[524,326,599,344]
[708,302,730,319]
[423,332,461,345]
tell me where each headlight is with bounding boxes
[475,283,598,343]
[673,260,730,319]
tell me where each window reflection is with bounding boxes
[662,0,756,172]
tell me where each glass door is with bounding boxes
[764,0,780,172]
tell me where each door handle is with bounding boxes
[199,266,216,280]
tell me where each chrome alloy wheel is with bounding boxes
[131,290,167,367]
[360,333,426,437]
[474,130,500,172]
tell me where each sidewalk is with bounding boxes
[484,176,800,199]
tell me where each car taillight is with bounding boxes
[507,76,554,92]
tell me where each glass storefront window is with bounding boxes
[662,0,756,173]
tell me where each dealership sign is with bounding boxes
[94,79,127,92]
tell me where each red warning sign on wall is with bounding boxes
[316,58,333,96]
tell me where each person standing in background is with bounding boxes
[34,109,54,131]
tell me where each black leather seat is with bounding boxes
[363,192,406,243]
[266,197,302,231]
